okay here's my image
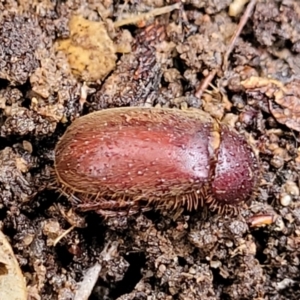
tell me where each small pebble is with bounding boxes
[280,193,292,207]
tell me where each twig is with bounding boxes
[53,225,75,246]
[223,0,257,71]
[195,70,217,99]
[114,2,181,27]
[195,0,257,99]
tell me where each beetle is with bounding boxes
[54,107,260,217]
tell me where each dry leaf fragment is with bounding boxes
[0,230,27,300]
[241,76,300,132]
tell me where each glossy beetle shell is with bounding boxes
[54,107,260,216]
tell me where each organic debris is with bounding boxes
[0,230,27,300]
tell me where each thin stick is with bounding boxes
[195,0,257,99]
[223,0,257,70]
[195,70,217,99]
[53,225,75,246]
[114,2,181,27]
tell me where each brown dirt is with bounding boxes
[0,0,300,299]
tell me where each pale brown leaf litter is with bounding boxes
[0,0,300,299]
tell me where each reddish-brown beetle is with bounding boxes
[54,107,260,217]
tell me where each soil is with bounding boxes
[0,0,300,299]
